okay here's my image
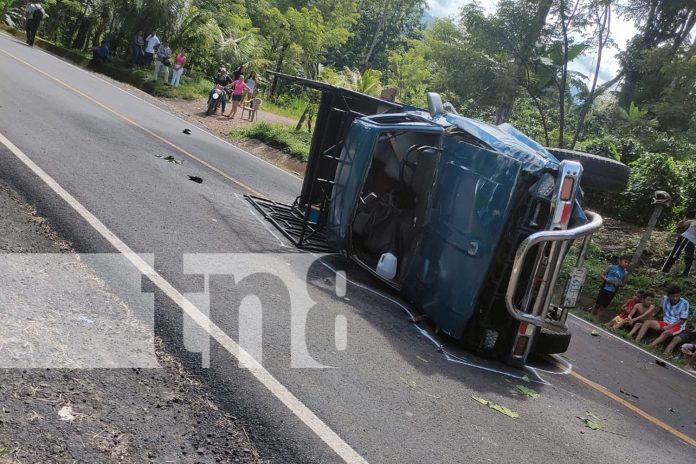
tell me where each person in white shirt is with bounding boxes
[153,40,172,83]
[25,1,47,47]
[678,216,696,276]
[631,286,689,346]
[144,31,160,66]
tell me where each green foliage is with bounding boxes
[621,153,681,222]
[677,159,696,216]
[327,0,426,71]
[581,137,620,161]
[232,122,311,161]
[263,94,311,120]
[321,67,383,96]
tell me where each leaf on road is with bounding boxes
[578,413,604,430]
[155,154,182,164]
[515,385,540,398]
[400,377,416,389]
[471,396,519,418]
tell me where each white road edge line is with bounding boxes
[569,314,696,380]
[0,131,367,464]
[0,32,301,182]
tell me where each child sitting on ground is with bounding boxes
[612,291,655,330]
[629,286,689,346]
[608,290,643,329]
[662,306,696,355]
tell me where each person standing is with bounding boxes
[245,71,258,99]
[232,65,244,80]
[25,1,47,47]
[143,31,160,66]
[590,256,629,317]
[661,211,696,275]
[227,75,251,119]
[170,50,187,87]
[677,215,696,276]
[132,30,145,66]
[152,39,172,83]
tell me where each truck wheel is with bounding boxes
[545,148,630,192]
[532,327,571,355]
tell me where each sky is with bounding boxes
[426,0,638,84]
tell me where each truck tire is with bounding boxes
[546,148,630,192]
[532,327,571,355]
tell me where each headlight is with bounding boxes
[535,173,556,199]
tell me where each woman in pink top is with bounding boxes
[227,75,251,119]
[170,50,186,87]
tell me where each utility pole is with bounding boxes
[631,191,672,268]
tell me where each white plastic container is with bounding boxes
[376,252,398,280]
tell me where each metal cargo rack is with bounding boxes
[245,71,402,252]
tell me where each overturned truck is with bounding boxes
[248,72,629,366]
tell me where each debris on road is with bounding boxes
[516,385,540,399]
[655,359,667,368]
[182,128,192,135]
[591,329,599,337]
[79,315,94,325]
[188,175,203,183]
[58,405,75,422]
[577,413,604,430]
[400,377,417,389]
[471,396,519,418]
[155,154,182,164]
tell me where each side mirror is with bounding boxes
[427,92,445,118]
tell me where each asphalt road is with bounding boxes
[0,32,694,463]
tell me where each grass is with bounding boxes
[261,98,307,121]
[231,122,312,161]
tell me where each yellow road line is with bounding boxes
[0,47,265,198]
[550,359,696,447]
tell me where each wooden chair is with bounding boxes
[242,98,262,121]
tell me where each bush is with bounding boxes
[581,137,620,161]
[232,123,311,161]
[677,159,696,217]
[620,153,681,223]
[615,137,645,165]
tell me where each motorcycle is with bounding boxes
[206,84,230,116]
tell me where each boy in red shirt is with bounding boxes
[608,290,643,329]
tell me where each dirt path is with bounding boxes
[0,179,261,463]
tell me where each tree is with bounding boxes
[327,0,425,72]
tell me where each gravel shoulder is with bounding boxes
[0,179,262,464]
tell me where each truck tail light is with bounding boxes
[513,336,529,356]
[560,177,575,201]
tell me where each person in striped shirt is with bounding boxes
[630,286,689,346]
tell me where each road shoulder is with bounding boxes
[0,178,261,463]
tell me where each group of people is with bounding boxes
[209,66,259,119]
[590,256,696,371]
[128,30,187,87]
[615,287,695,370]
